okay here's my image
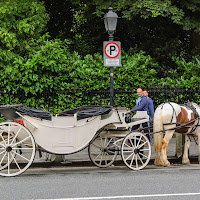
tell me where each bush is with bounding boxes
[1,33,200,112]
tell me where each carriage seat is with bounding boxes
[125,111,149,123]
[57,105,112,120]
[0,104,52,121]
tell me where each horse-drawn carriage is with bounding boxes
[1,101,200,177]
[0,105,151,177]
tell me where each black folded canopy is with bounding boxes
[0,105,112,121]
[0,105,52,120]
[57,105,113,120]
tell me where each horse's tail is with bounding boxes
[153,106,164,153]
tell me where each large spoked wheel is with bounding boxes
[121,131,151,170]
[0,121,35,177]
[88,133,118,168]
[0,131,17,170]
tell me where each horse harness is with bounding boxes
[161,102,200,134]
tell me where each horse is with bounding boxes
[153,102,200,166]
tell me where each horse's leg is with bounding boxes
[196,133,200,164]
[182,134,190,164]
[159,130,175,166]
[154,152,161,166]
[154,133,163,166]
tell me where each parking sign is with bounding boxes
[103,41,121,66]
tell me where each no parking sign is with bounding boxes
[103,41,121,66]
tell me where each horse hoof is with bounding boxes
[160,161,170,167]
[154,160,160,166]
[183,161,190,165]
[165,161,170,167]
[182,159,190,165]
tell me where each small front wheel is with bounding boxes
[121,132,151,170]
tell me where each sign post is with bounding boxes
[103,41,121,106]
[103,7,120,106]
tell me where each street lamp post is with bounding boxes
[104,7,119,106]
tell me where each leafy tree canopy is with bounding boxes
[94,0,200,33]
[0,0,49,83]
[65,0,200,77]
[0,0,49,52]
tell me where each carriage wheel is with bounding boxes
[0,131,17,170]
[0,121,35,177]
[88,133,118,168]
[121,131,151,170]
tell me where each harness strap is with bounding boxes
[161,102,177,124]
[152,117,200,135]
[189,117,199,134]
[163,122,179,125]
[184,103,199,119]
[182,102,200,134]
[188,134,198,145]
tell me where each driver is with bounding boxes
[126,88,150,140]
[126,88,149,116]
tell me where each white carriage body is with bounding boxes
[17,108,149,154]
[0,105,151,176]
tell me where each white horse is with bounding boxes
[153,102,200,166]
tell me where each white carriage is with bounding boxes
[0,105,151,177]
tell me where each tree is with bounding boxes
[94,0,200,31]
[0,0,49,52]
[44,0,73,39]
[88,0,199,76]
[0,0,49,89]
[94,0,200,49]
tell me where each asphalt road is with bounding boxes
[1,164,200,200]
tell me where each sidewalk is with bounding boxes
[30,136,199,168]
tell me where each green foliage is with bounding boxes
[68,1,105,55]
[0,0,49,52]
[120,0,184,24]
[0,32,200,112]
[0,0,50,90]
[166,56,200,87]
[0,35,161,112]
[3,37,158,93]
[59,0,199,77]
[115,51,158,90]
[1,1,200,113]
[95,0,200,33]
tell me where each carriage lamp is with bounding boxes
[104,7,119,41]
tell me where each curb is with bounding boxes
[29,156,199,169]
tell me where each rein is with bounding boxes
[153,117,200,135]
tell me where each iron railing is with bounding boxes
[0,87,200,115]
